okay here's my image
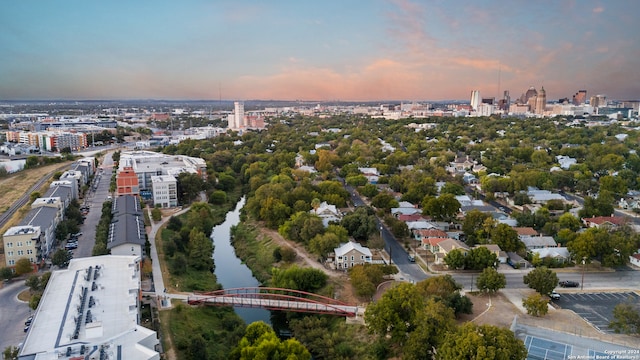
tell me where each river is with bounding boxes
[210,197,271,325]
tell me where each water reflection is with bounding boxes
[210,197,271,325]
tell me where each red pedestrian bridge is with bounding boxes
[187,287,359,317]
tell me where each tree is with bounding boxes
[341,207,377,241]
[231,321,311,360]
[29,293,42,310]
[365,282,424,345]
[443,249,465,270]
[522,293,549,317]
[371,192,399,211]
[0,267,13,281]
[462,210,492,245]
[523,266,558,296]
[308,232,341,257]
[151,207,162,221]
[558,213,581,232]
[490,223,522,252]
[609,299,640,335]
[52,248,72,268]
[403,299,456,360]
[476,267,506,294]
[440,182,465,195]
[416,275,473,316]
[422,193,460,222]
[437,323,527,360]
[270,266,327,293]
[25,274,42,292]
[464,246,498,270]
[187,229,214,271]
[3,346,19,360]
[177,172,205,204]
[15,258,33,276]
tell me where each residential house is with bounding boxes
[391,201,421,217]
[530,247,571,263]
[582,216,627,229]
[310,201,342,227]
[447,155,476,174]
[358,167,379,184]
[413,228,448,243]
[474,244,508,264]
[333,241,373,269]
[435,238,470,265]
[514,227,538,240]
[521,235,557,250]
[507,251,530,268]
[526,187,565,204]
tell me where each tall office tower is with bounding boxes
[573,90,587,105]
[234,101,245,128]
[535,87,547,115]
[498,90,510,110]
[590,94,607,108]
[470,90,481,111]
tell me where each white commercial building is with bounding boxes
[19,255,159,360]
[151,175,178,208]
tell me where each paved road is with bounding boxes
[0,281,30,352]
[71,152,114,259]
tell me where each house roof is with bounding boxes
[107,213,145,249]
[437,238,470,253]
[334,241,372,257]
[19,206,58,229]
[112,194,143,217]
[414,229,448,238]
[406,221,437,230]
[422,237,453,246]
[391,207,422,216]
[521,236,557,248]
[530,247,570,259]
[514,227,538,236]
[398,214,427,222]
[475,244,502,253]
[631,253,640,261]
[582,216,627,226]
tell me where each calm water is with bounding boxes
[210,197,271,325]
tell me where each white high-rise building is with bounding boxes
[233,101,245,129]
[470,90,481,111]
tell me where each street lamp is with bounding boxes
[581,257,586,291]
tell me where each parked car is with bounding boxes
[550,291,560,300]
[408,255,416,263]
[25,315,33,326]
[559,280,579,288]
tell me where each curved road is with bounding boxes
[0,281,30,352]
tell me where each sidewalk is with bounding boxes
[146,205,191,309]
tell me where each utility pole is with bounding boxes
[581,257,586,291]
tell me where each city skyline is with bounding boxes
[1,0,639,101]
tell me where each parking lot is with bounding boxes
[556,292,640,334]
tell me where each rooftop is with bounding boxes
[19,255,158,360]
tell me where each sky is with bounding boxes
[1,0,639,102]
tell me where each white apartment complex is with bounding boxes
[151,175,178,208]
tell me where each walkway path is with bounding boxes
[146,206,191,308]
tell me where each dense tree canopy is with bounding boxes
[437,323,527,360]
[523,266,558,295]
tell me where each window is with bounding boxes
[351,255,354,261]
[7,251,13,256]
[6,242,12,248]
[17,242,23,247]
[27,249,33,255]
[26,241,32,246]
[17,250,24,256]
[8,260,14,265]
